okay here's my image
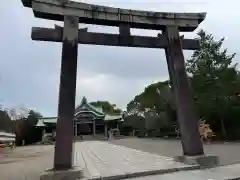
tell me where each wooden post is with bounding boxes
[53,15,79,170]
[119,24,131,45]
[119,24,131,36]
[162,32,178,94]
[104,124,108,137]
[74,123,77,137]
[93,120,96,136]
[164,25,204,156]
[42,128,46,141]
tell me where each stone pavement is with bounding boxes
[74,141,199,179]
[111,138,240,166]
[1,141,240,180]
[129,163,240,180]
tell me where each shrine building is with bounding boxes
[35,97,123,139]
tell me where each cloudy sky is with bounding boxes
[0,0,239,116]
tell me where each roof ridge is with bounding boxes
[40,117,57,119]
[75,97,105,116]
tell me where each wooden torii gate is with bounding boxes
[21,0,207,174]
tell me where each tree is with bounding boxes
[123,114,145,130]
[27,110,42,126]
[90,101,122,114]
[127,81,171,113]
[186,30,239,139]
[22,110,43,144]
[125,80,177,132]
[10,109,43,145]
[0,109,14,133]
[125,30,240,140]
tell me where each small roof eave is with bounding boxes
[37,117,58,124]
[75,110,105,118]
[35,120,46,127]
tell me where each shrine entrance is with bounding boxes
[75,122,93,136]
[21,0,206,171]
[74,114,95,136]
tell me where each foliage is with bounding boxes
[123,114,145,130]
[0,109,14,133]
[125,81,177,133]
[90,101,122,114]
[127,80,170,113]
[186,29,240,139]
[27,110,42,126]
[124,30,240,140]
[0,107,43,145]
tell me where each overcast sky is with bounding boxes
[0,0,239,116]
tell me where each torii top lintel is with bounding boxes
[21,0,206,32]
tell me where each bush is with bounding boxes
[199,121,215,141]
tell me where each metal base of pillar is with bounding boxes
[40,167,84,180]
[174,155,219,168]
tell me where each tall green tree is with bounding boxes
[125,81,176,131]
[13,109,43,145]
[0,109,14,133]
[126,81,171,113]
[27,110,42,126]
[186,30,239,139]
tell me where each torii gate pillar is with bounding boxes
[54,15,79,170]
[164,26,203,156]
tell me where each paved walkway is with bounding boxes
[74,141,199,179]
[1,141,240,180]
[112,138,240,166]
[129,163,240,180]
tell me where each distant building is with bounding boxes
[0,131,16,146]
[35,97,123,139]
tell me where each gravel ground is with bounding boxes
[111,138,240,166]
[0,145,54,180]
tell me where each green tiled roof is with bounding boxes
[75,96,105,117]
[95,107,104,114]
[75,110,103,118]
[35,117,57,127]
[39,117,58,123]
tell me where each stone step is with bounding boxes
[125,163,240,180]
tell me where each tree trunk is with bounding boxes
[220,117,227,140]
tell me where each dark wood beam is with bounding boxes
[31,26,200,50]
[164,25,204,156]
[21,0,32,7]
[119,24,131,46]
[53,15,79,170]
[119,24,131,36]
[28,0,206,32]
